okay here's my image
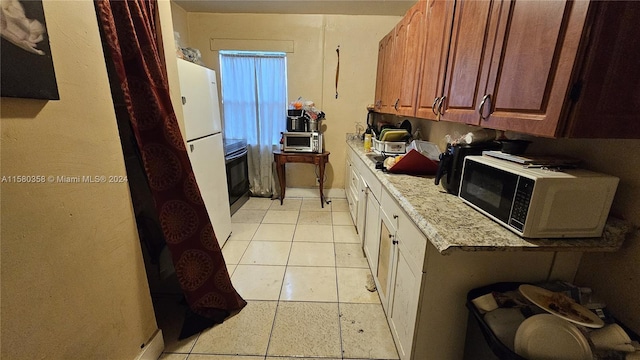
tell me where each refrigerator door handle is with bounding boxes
[182,96,187,105]
[190,144,194,152]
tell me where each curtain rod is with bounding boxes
[220,51,286,58]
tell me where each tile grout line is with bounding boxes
[333,211,348,360]
[228,199,280,359]
[263,199,299,359]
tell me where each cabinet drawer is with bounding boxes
[349,147,365,174]
[382,188,427,272]
[281,154,315,163]
[349,147,382,201]
[381,188,402,229]
[361,167,382,202]
[347,189,358,224]
[349,165,359,194]
[346,184,357,210]
[397,214,427,272]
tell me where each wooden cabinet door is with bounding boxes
[378,32,396,114]
[374,39,386,111]
[564,1,640,138]
[415,0,455,120]
[440,0,501,125]
[479,0,589,137]
[396,0,427,116]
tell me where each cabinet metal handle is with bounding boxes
[478,94,491,120]
[392,240,399,245]
[393,215,398,219]
[438,95,446,115]
[431,97,440,116]
[394,98,400,111]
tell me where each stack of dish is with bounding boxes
[379,129,409,142]
[515,285,605,360]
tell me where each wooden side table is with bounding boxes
[273,150,330,208]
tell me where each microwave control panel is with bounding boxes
[509,177,534,232]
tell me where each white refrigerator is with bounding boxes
[177,58,232,248]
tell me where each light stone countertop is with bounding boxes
[346,139,632,255]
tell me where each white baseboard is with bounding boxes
[135,329,164,360]
[284,187,346,199]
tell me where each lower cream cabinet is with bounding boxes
[356,176,367,245]
[376,201,397,314]
[381,188,424,360]
[345,156,358,224]
[363,189,381,273]
[388,241,422,360]
[346,144,582,360]
[346,154,369,245]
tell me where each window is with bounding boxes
[219,51,287,196]
[219,51,287,146]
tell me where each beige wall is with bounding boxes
[171,1,190,48]
[184,12,399,188]
[418,119,640,334]
[160,0,187,143]
[0,1,157,359]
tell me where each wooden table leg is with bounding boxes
[276,158,286,205]
[318,156,325,208]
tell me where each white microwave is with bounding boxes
[459,155,618,238]
[283,131,322,153]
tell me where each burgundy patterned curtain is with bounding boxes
[94,0,246,337]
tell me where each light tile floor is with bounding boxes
[158,197,399,360]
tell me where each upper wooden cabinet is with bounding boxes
[474,0,589,137]
[415,0,455,120]
[475,0,640,138]
[439,0,498,125]
[374,0,426,116]
[374,37,386,111]
[439,0,590,136]
[374,31,395,113]
[379,0,640,138]
[561,1,640,138]
[395,0,427,116]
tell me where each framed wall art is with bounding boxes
[1,0,59,100]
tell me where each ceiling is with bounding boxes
[172,0,415,16]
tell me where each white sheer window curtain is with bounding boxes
[220,52,287,197]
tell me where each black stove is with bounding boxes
[223,138,249,214]
[223,138,247,158]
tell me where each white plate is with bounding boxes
[515,314,593,360]
[519,284,604,328]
